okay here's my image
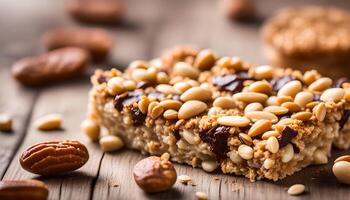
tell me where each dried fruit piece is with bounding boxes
[12,47,89,86]
[42,27,113,60]
[0,179,48,200]
[20,140,89,176]
[133,156,177,193]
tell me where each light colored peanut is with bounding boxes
[196,191,208,200]
[159,100,182,110]
[229,151,243,164]
[266,136,279,153]
[180,86,212,102]
[276,95,293,104]
[163,109,178,120]
[238,144,254,160]
[287,184,305,196]
[128,60,148,70]
[174,62,200,79]
[217,116,250,127]
[233,92,268,103]
[138,96,150,114]
[239,133,253,145]
[123,80,136,91]
[150,104,164,119]
[262,130,280,140]
[201,160,218,172]
[99,135,124,152]
[281,102,301,113]
[254,65,273,79]
[178,100,207,119]
[107,77,124,95]
[244,102,263,114]
[263,106,288,115]
[194,49,216,70]
[213,97,236,109]
[156,84,179,95]
[35,114,62,131]
[81,119,100,141]
[291,111,312,121]
[277,80,302,98]
[263,158,275,169]
[248,81,272,94]
[266,96,279,106]
[333,161,350,184]
[181,129,200,145]
[281,144,294,163]
[173,82,191,93]
[245,111,278,123]
[294,91,313,108]
[313,102,326,122]
[156,72,170,84]
[0,113,12,132]
[303,70,318,85]
[320,88,345,102]
[308,77,332,92]
[248,119,272,137]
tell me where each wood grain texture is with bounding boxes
[0,0,350,200]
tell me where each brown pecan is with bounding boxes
[12,47,89,86]
[64,0,124,24]
[20,140,89,176]
[0,179,48,200]
[42,27,113,60]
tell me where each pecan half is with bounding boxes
[42,27,113,60]
[0,179,48,200]
[20,140,89,176]
[12,47,89,86]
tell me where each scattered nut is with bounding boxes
[178,174,192,185]
[178,100,207,119]
[20,140,89,175]
[0,179,48,200]
[222,0,256,21]
[287,184,305,196]
[34,114,62,131]
[195,191,208,200]
[333,160,350,184]
[133,156,177,193]
[12,47,89,86]
[0,114,12,132]
[99,135,124,152]
[81,119,100,141]
[42,27,113,60]
[64,0,124,24]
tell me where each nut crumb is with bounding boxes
[178,174,192,185]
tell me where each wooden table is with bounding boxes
[1,0,350,199]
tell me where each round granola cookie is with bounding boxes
[261,6,350,78]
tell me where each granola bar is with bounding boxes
[261,6,350,78]
[87,47,350,181]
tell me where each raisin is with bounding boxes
[339,110,350,130]
[277,126,298,148]
[199,126,230,160]
[213,71,254,93]
[114,90,144,111]
[97,75,107,84]
[130,107,146,126]
[173,130,181,141]
[270,76,295,91]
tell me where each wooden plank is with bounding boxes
[0,62,37,178]
[2,77,104,200]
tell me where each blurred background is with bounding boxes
[1,0,349,72]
